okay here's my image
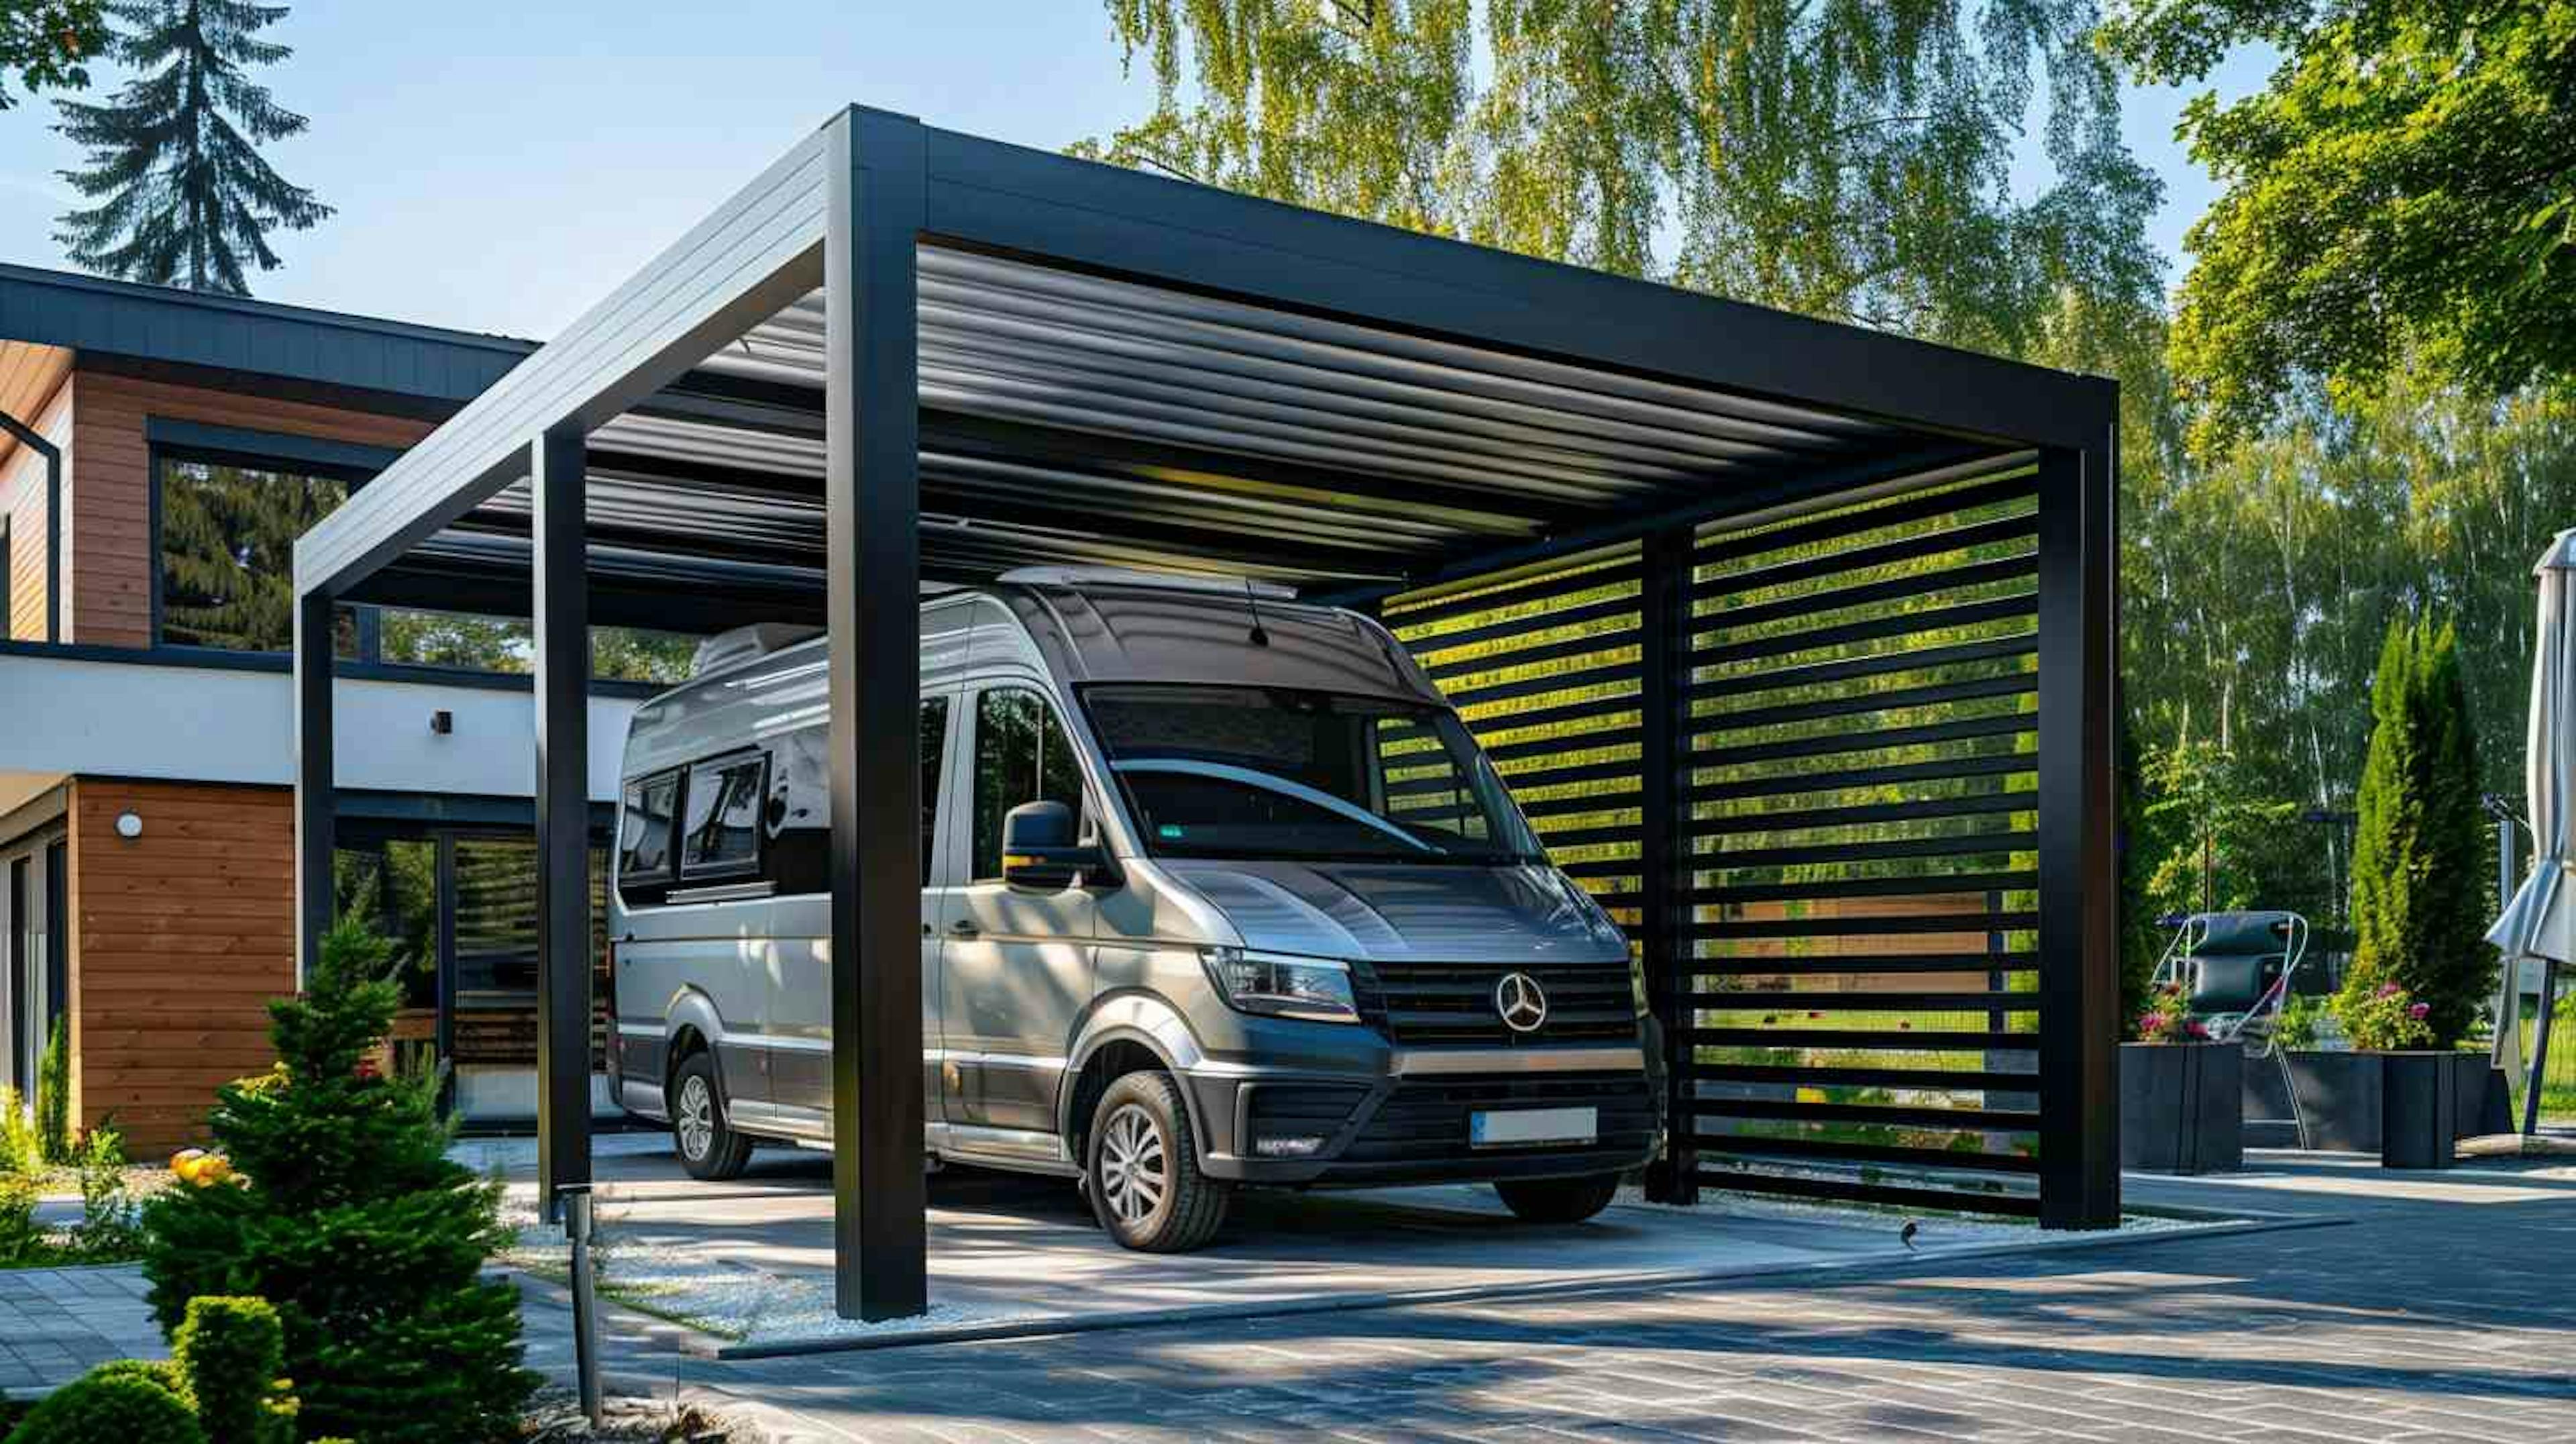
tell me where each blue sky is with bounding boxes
[0,2,2273,341]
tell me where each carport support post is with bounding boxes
[2035,437,2119,1229]
[1638,525,1697,1204]
[824,107,930,1322]
[292,589,334,984]
[533,424,593,1223]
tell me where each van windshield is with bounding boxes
[1082,684,1544,865]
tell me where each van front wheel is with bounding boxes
[1494,1172,1621,1224]
[1085,1072,1227,1251]
[671,1053,753,1181]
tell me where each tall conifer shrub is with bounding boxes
[2341,616,2492,1044]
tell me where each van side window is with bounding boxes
[971,686,1082,882]
[619,770,680,888]
[922,695,949,879]
[681,752,767,878]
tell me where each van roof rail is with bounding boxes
[689,622,823,678]
[997,566,1297,600]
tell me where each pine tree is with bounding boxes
[140,917,537,1443]
[2341,616,2493,1044]
[51,0,330,295]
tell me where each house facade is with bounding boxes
[0,265,678,1153]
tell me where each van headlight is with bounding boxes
[1199,947,1360,1024]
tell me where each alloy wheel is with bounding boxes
[1097,1103,1168,1225]
[676,1074,714,1162]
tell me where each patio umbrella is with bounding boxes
[2486,527,2576,1132]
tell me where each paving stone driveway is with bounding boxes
[524,1155,2576,1443]
[0,1267,161,1398]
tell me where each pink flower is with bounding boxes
[2377,981,2402,998]
[2408,1002,2430,1020]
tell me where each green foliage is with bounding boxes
[2139,737,2298,917]
[2134,982,2210,1044]
[0,1,104,110]
[51,0,331,294]
[140,915,537,1444]
[0,1087,37,1177]
[67,1126,142,1263]
[0,1370,203,1444]
[2098,1,2576,448]
[2344,615,2493,1044]
[0,1172,46,1266]
[2275,992,2328,1049]
[172,1296,296,1444]
[1089,0,2166,373]
[38,1015,70,1165]
[2335,976,2437,1052]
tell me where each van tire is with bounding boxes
[1494,1172,1621,1224]
[671,1053,753,1181]
[1085,1071,1227,1251]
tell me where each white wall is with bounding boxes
[0,652,639,801]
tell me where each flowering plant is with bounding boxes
[2338,978,2435,1051]
[2135,983,2211,1044]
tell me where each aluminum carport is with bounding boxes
[292,105,2119,1321]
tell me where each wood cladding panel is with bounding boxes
[70,778,296,1153]
[2,370,68,641]
[63,370,433,648]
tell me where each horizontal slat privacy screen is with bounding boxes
[1383,464,2044,1217]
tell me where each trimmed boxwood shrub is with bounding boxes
[171,1297,294,1444]
[0,1372,204,1444]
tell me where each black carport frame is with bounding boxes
[291,105,2120,1323]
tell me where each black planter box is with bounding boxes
[2120,1041,2243,1174]
[2241,1050,2508,1164]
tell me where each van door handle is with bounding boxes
[949,919,980,938]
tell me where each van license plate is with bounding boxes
[1470,1106,1597,1147]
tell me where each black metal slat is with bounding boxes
[1689,907,2039,938]
[1693,790,2033,837]
[1701,553,2038,633]
[1693,594,2039,668]
[1688,752,2034,805]
[1425,625,1638,682]
[1700,510,2041,598]
[1519,790,1642,821]
[1690,633,2038,703]
[1688,990,2038,1013]
[1695,1134,2043,1176]
[1695,951,2039,977]
[1484,719,1643,764]
[1694,473,2037,567]
[1699,1063,2037,1092]
[1385,558,1644,629]
[1695,1097,2038,1131]
[1401,591,1640,654]
[1687,833,2039,873]
[1688,871,2037,905]
[1507,756,1646,792]
[1463,689,1644,739]
[1692,1027,2033,1052]
[1701,672,2037,733]
[1691,712,2035,768]
[1441,656,1640,709]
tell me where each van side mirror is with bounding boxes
[1002,801,1106,890]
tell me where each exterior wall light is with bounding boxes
[430,709,454,735]
[115,812,143,840]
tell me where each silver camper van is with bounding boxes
[608,570,1658,1251]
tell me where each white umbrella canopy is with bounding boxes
[2487,528,2576,1097]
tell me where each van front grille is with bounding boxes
[1358,959,1640,1047]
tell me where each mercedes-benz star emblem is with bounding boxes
[1494,972,1549,1033]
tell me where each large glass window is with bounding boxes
[159,456,353,652]
[681,754,767,879]
[971,688,1084,882]
[619,772,680,884]
[1083,684,1542,865]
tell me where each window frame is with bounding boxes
[149,437,381,656]
[616,768,683,893]
[677,749,771,883]
[967,682,1089,885]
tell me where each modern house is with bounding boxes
[0,264,686,1153]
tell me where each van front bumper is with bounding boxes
[1187,1047,1660,1186]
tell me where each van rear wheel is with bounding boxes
[1085,1071,1227,1251]
[671,1053,753,1181]
[1494,1172,1621,1224]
